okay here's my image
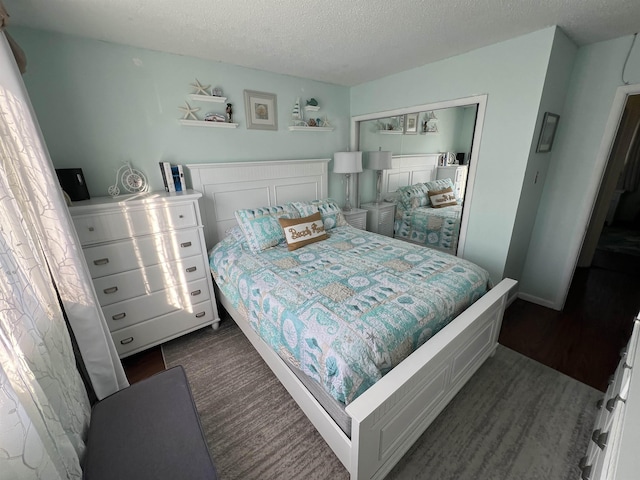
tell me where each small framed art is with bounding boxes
[404,113,419,134]
[244,90,278,130]
[536,112,560,153]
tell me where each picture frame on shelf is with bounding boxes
[404,113,419,134]
[244,90,278,130]
[536,112,560,152]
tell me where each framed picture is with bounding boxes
[244,90,278,130]
[536,112,560,152]
[404,113,419,134]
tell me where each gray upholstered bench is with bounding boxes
[83,365,217,480]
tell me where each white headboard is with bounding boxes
[187,159,330,249]
[382,154,440,194]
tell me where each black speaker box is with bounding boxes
[55,168,90,201]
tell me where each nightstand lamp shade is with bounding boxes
[333,151,362,212]
[367,149,392,205]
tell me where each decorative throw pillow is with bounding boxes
[396,184,429,211]
[279,212,328,250]
[428,187,458,208]
[291,199,347,230]
[425,178,459,206]
[234,204,300,253]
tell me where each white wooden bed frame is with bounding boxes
[381,153,440,194]
[188,159,516,480]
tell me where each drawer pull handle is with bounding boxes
[606,394,624,412]
[103,286,118,294]
[179,214,184,219]
[186,266,197,273]
[120,337,134,345]
[596,398,604,410]
[94,258,109,265]
[195,311,206,318]
[112,313,126,320]
[191,289,202,296]
[578,456,588,470]
[88,227,95,232]
[592,429,609,450]
[181,241,192,248]
[580,464,592,480]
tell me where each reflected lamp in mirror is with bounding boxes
[367,148,392,205]
[333,151,362,211]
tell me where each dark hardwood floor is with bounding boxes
[123,250,640,391]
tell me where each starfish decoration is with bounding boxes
[178,101,200,120]
[190,78,211,96]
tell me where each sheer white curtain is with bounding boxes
[0,31,127,479]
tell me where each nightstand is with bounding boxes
[361,202,396,237]
[342,208,367,230]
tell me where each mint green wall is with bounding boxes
[351,28,556,282]
[12,28,350,200]
[503,28,577,285]
[520,35,640,307]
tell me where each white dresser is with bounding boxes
[69,190,220,358]
[342,208,367,230]
[580,313,640,479]
[436,165,468,199]
[360,202,396,237]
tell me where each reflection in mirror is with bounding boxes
[357,104,479,257]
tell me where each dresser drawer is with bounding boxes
[104,277,211,331]
[93,254,208,306]
[83,228,203,278]
[111,300,215,357]
[74,202,198,245]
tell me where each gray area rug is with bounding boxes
[163,319,600,480]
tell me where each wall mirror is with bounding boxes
[351,95,487,257]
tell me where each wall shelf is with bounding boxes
[378,130,403,135]
[304,105,320,112]
[288,126,335,132]
[188,94,227,103]
[179,120,238,128]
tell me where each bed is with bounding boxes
[188,158,516,480]
[381,154,466,255]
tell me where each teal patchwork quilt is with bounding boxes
[394,205,462,254]
[210,226,490,405]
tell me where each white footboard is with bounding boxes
[345,278,517,480]
[217,278,516,480]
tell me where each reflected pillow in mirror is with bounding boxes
[428,187,458,208]
[396,184,429,211]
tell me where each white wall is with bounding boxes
[503,29,578,283]
[520,35,640,308]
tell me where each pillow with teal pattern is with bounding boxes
[291,199,347,230]
[234,204,300,253]
[396,183,429,211]
[425,178,455,194]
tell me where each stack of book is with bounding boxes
[159,162,186,193]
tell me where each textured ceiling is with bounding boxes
[3,0,640,86]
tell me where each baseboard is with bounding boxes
[517,292,559,310]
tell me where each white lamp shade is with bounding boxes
[367,150,392,170]
[333,151,363,173]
